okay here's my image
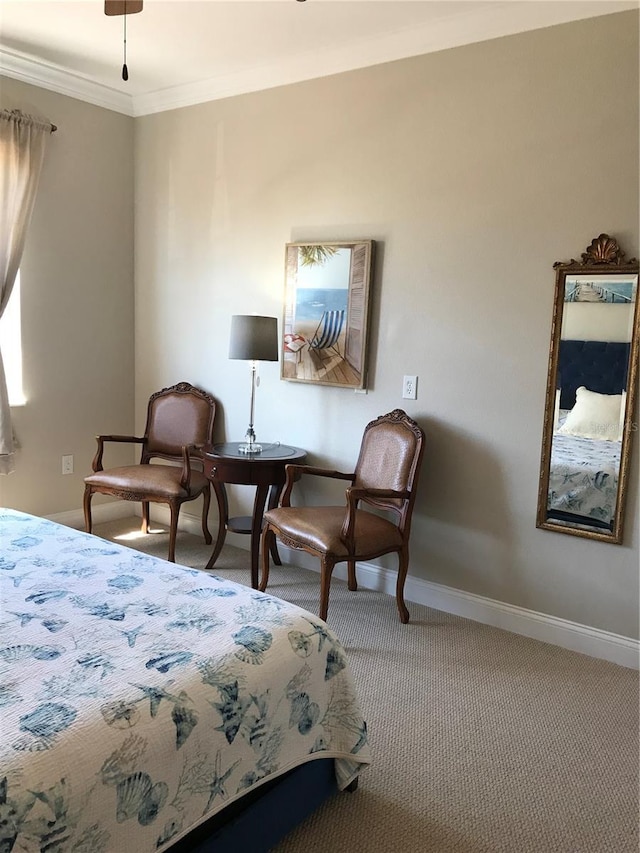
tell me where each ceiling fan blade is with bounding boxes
[105,1,143,15]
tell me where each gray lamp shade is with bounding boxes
[229,315,279,362]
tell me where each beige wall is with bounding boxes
[0,78,135,516]
[0,12,637,640]
[135,11,639,638]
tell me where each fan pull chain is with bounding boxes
[122,1,129,81]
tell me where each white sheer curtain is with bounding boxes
[0,109,50,474]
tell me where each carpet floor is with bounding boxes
[94,518,639,853]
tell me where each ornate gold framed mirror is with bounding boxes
[537,234,639,543]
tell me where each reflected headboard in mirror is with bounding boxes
[557,340,630,409]
[537,234,639,543]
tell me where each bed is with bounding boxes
[548,412,621,529]
[0,508,370,853]
[547,339,629,530]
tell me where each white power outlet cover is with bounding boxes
[402,375,418,400]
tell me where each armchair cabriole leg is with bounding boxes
[141,501,150,534]
[319,557,336,622]
[269,536,282,566]
[83,486,93,534]
[396,548,410,624]
[347,560,357,591]
[267,484,283,566]
[168,502,179,563]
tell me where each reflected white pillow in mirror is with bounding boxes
[558,386,623,441]
[618,390,627,441]
[553,388,561,433]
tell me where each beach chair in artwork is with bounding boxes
[308,309,345,360]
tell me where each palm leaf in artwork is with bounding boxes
[299,245,339,267]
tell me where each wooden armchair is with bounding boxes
[83,382,217,562]
[259,409,425,623]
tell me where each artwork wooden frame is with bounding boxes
[282,240,375,388]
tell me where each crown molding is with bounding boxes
[134,1,638,116]
[2,2,637,118]
[0,48,134,116]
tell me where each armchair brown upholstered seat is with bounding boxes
[259,409,425,623]
[84,382,217,562]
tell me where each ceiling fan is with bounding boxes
[104,1,143,81]
[104,1,143,15]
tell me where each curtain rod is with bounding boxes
[1,109,57,133]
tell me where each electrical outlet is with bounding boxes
[62,454,74,475]
[402,375,418,400]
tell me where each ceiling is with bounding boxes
[0,1,637,116]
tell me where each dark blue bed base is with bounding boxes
[546,507,613,531]
[557,339,630,409]
[167,759,339,853]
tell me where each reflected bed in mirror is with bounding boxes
[537,234,639,543]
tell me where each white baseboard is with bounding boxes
[47,502,132,529]
[47,504,639,670]
[277,546,639,670]
[46,503,247,548]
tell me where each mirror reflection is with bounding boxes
[537,235,639,543]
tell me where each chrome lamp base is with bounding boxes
[238,425,262,454]
[238,441,262,455]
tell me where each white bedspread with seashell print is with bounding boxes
[0,509,370,852]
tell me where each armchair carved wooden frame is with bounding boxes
[259,409,425,623]
[83,382,217,562]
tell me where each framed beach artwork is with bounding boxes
[564,276,636,303]
[282,240,375,388]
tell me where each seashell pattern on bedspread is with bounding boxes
[548,416,621,525]
[0,509,370,853]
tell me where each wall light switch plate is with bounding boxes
[402,375,418,400]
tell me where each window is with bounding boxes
[0,272,25,405]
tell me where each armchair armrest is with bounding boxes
[280,464,355,507]
[91,434,145,472]
[179,444,205,490]
[340,487,411,546]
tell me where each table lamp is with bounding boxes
[229,314,279,454]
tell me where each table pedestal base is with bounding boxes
[203,443,305,587]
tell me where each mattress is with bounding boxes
[0,509,370,853]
